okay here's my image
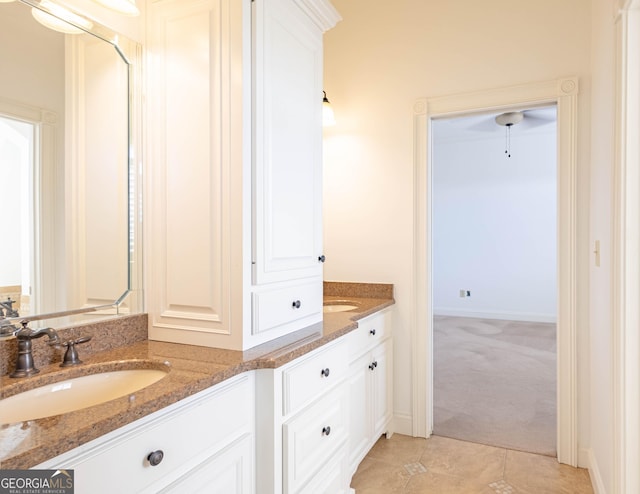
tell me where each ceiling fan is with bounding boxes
[467,108,556,133]
[473,108,556,158]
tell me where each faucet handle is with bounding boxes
[60,336,92,367]
[70,336,92,346]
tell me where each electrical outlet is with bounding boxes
[459,290,466,298]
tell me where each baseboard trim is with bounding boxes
[433,308,557,323]
[394,413,414,436]
[578,447,590,469]
[584,448,607,494]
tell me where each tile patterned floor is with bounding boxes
[350,434,594,494]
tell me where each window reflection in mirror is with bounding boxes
[0,0,140,325]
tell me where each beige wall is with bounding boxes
[323,0,593,464]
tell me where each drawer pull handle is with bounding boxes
[147,450,164,466]
[322,426,331,436]
[370,329,376,336]
[321,368,330,377]
[292,300,301,309]
[369,361,378,371]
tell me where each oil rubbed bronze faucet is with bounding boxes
[10,321,61,378]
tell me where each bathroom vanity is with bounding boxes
[0,290,393,494]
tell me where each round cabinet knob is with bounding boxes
[370,329,376,336]
[147,450,164,466]
[321,368,330,377]
[322,426,331,436]
[292,300,301,309]
[318,255,326,263]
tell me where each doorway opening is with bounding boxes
[431,106,558,456]
[411,78,579,466]
[0,113,36,317]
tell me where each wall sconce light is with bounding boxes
[92,0,139,16]
[323,91,336,127]
[31,1,93,34]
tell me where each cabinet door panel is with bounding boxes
[147,0,245,342]
[347,353,371,476]
[252,0,323,284]
[372,339,393,438]
[302,452,347,494]
[158,434,254,494]
[283,384,348,493]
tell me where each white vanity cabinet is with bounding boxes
[256,337,351,494]
[36,373,255,494]
[345,309,394,478]
[146,0,340,351]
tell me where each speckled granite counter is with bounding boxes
[0,282,393,469]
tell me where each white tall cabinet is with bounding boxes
[145,0,340,350]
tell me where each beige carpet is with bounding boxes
[433,315,557,457]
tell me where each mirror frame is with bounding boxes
[2,0,143,326]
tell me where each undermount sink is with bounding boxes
[0,368,169,423]
[323,303,359,313]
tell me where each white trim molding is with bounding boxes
[586,447,607,494]
[292,0,342,32]
[412,77,579,466]
[612,2,640,492]
[433,308,557,324]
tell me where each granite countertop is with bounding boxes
[0,285,394,469]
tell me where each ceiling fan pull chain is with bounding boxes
[505,126,508,156]
[496,111,524,158]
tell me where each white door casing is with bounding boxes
[412,78,579,466]
[613,1,640,492]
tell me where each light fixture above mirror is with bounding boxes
[31,0,93,34]
[92,0,139,16]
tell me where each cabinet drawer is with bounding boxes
[41,374,254,494]
[282,338,348,415]
[283,383,349,494]
[252,281,322,335]
[347,310,389,359]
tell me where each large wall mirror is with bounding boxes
[0,0,141,327]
